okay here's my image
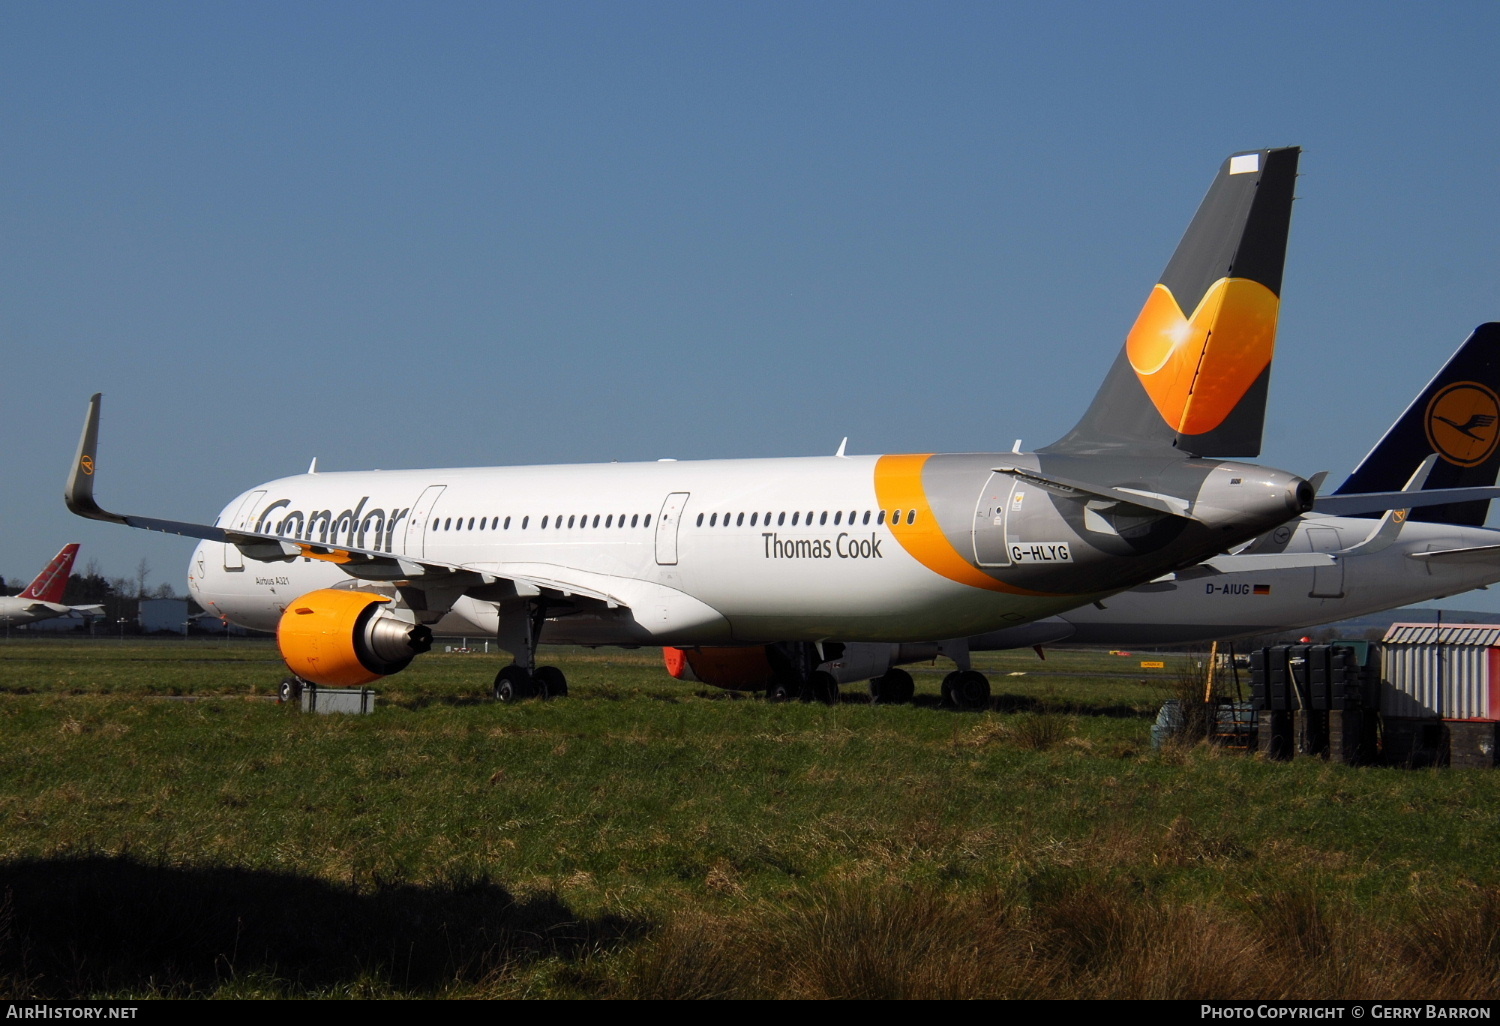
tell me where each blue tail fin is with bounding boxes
[1334,323,1500,526]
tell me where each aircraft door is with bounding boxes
[655,492,690,566]
[403,485,447,558]
[971,473,1014,567]
[221,490,267,572]
[1307,526,1344,597]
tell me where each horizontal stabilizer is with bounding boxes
[1312,485,1500,516]
[990,466,1196,520]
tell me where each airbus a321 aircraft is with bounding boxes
[66,147,1455,706]
[0,544,103,628]
[684,324,1500,704]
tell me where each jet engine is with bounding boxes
[278,589,433,687]
[663,645,776,689]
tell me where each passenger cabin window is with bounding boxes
[877,510,886,525]
[906,510,917,525]
[644,514,652,527]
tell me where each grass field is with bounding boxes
[2,638,1498,998]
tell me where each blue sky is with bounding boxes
[3,1,1499,610]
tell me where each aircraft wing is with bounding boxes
[1408,544,1500,566]
[65,394,631,613]
[1164,551,1336,581]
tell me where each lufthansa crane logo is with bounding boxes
[1425,381,1500,467]
[79,455,95,476]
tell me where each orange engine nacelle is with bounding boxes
[278,589,434,687]
[663,646,776,690]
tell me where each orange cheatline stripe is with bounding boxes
[873,453,1052,596]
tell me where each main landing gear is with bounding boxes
[941,669,992,711]
[869,667,915,704]
[492,598,569,702]
[766,672,839,704]
[763,643,841,705]
[492,663,569,702]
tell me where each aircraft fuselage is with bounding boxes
[189,451,1310,646]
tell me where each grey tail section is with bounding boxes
[1042,147,1300,458]
[1333,323,1500,526]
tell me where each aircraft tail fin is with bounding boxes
[1042,147,1300,457]
[1334,323,1500,526]
[19,543,80,603]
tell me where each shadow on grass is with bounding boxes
[0,854,648,998]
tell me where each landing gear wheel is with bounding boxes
[808,670,839,705]
[493,665,536,702]
[945,670,991,711]
[766,678,800,702]
[278,677,304,705]
[533,665,568,699]
[870,668,914,704]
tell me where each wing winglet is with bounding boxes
[65,394,127,526]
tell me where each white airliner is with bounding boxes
[0,544,103,628]
[66,148,1467,706]
[726,324,1500,703]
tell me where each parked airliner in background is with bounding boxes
[687,324,1500,703]
[0,544,103,628]
[68,147,1460,707]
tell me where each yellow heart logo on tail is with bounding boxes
[1125,278,1279,435]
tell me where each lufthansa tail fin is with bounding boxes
[1333,323,1500,526]
[1043,147,1299,457]
[19,543,80,603]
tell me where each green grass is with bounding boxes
[2,639,1497,997]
